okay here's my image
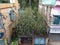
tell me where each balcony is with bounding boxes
[50,25,60,28]
[49,25,60,33]
[55,1,60,6]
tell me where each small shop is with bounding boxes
[19,36,32,45]
[19,36,46,45]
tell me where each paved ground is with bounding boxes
[22,43,32,45]
[49,41,60,45]
[48,34,60,45]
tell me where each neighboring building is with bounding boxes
[0,0,20,44]
[38,0,54,25]
[39,0,60,45]
[49,0,60,43]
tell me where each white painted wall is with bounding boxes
[55,1,60,6]
[50,25,60,33]
[51,8,60,17]
[10,0,15,3]
[50,28,60,33]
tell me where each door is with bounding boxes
[20,37,32,45]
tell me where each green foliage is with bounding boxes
[11,38,18,45]
[3,38,7,45]
[15,7,47,36]
[11,0,47,45]
[18,0,38,8]
[17,8,35,36]
[13,0,47,37]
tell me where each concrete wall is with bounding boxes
[38,0,53,26]
[0,0,20,43]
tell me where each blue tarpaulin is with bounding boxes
[9,10,14,21]
[34,37,45,45]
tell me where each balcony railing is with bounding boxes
[49,20,60,33]
[50,27,60,33]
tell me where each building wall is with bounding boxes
[38,0,52,26]
[39,0,60,44]
[0,0,20,43]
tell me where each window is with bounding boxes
[0,32,4,38]
[9,10,14,21]
[0,0,10,3]
[0,0,15,3]
[53,15,60,25]
[0,24,3,29]
[0,40,5,45]
[0,13,3,29]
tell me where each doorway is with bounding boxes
[20,36,32,45]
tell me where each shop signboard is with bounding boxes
[42,0,56,5]
[50,28,60,33]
